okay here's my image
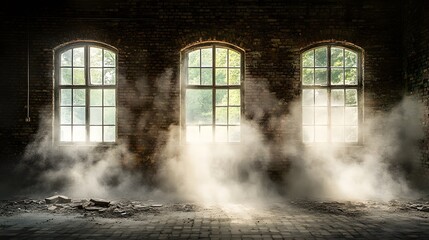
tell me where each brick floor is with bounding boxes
[1,202,428,239]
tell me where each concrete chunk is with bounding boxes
[57,195,72,203]
[45,195,71,204]
[47,206,57,211]
[85,206,102,211]
[90,198,110,207]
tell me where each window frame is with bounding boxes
[180,42,245,144]
[54,42,118,145]
[300,43,364,145]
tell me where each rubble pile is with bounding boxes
[0,195,168,218]
[1,195,428,219]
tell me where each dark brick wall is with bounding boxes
[403,0,429,169]
[1,0,406,171]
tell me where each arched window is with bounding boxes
[182,43,244,143]
[55,42,117,143]
[301,44,362,143]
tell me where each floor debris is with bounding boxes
[1,196,429,220]
[45,195,71,204]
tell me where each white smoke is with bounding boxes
[17,72,427,204]
[283,96,426,201]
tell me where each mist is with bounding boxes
[158,95,427,203]
[283,96,427,201]
[14,75,427,204]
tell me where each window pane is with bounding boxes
[345,89,357,106]
[73,47,85,67]
[60,89,72,106]
[73,89,86,106]
[303,126,314,143]
[73,107,86,124]
[60,126,71,142]
[90,89,102,106]
[73,126,86,142]
[104,89,116,106]
[60,107,71,124]
[302,107,314,125]
[200,126,213,142]
[216,48,227,67]
[345,107,358,125]
[345,50,357,67]
[315,68,327,85]
[302,89,314,106]
[186,126,199,143]
[201,48,212,67]
[215,126,228,142]
[331,126,344,142]
[229,50,241,67]
[314,47,328,67]
[60,68,72,85]
[104,50,116,67]
[201,68,212,85]
[61,50,72,67]
[229,89,240,105]
[216,89,228,106]
[315,89,328,106]
[331,68,344,85]
[188,50,200,67]
[302,50,314,67]
[90,68,102,85]
[229,69,240,85]
[188,68,200,85]
[228,126,241,142]
[345,126,358,142]
[315,47,327,67]
[104,107,116,125]
[314,107,328,125]
[90,107,102,125]
[186,89,213,124]
[302,68,314,85]
[90,126,102,142]
[228,107,240,124]
[215,68,227,85]
[314,126,328,142]
[331,89,344,106]
[73,68,85,85]
[90,47,102,67]
[104,68,116,85]
[215,107,227,124]
[103,126,116,142]
[345,68,357,85]
[331,47,343,67]
[331,107,344,125]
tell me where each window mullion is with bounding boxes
[226,49,230,141]
[85,46,90,143]
[327,46,332,143]
[70,49,74,142]
[212,46,216,142]
[100,49,104,143]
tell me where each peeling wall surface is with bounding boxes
[0,0,428,197]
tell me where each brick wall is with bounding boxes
[0,0,406,174]
[403,0,429,170]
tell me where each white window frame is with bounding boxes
[181,42,245,144]
[54,42,118,145]
[301,43,363,144]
